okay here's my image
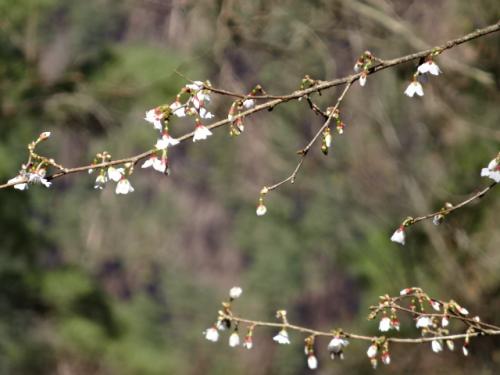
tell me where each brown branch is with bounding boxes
[407,181,497,226]
[266,81,353,192]
[1,21,499,190]
[221,312,500,344]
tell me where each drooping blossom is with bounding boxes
[431,340,443,353]
[307,354,318,370]
[379,316,392,332]
[429,299,441,311]
[229,332,240,347]
[256,202,267,216]
[203,326,219,342]
[367,344,378,358]
[441,316,449,327]
[416,316,432,329]
[273,329,291,345]
[480,157,500,183]
[28,169,51,188]
[107,166,124,182]
[94,174,107,190]
[404,80,424,97]
[155,132,180,149]
[115,178,134,195]
[170,101,186,118]
[327,336,349,360]
[199,107,214,119]
[141,156,167,173]
[446,340,455,351]
[193,124,212,142]
[243,334,253,349]
[381,351,391,365]
[359,72,367,87]
[390,226,406,245]
[145,108,163,130]
[417,60,441,76]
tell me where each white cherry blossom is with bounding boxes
[418,60,441,76]
[307,354,318,370]
[145,108,163,130]
[416,316,432,329]
[367,344,378,358]
[107,167,124,182]
[193,124,212,142]
[273,329,290,345]
[480,158,500,182]
[379,316,391,332]
[432,340,443,353]
[390,226,406,245]
[229,332,240,347]
[155,132,180,149]
[243,98,255,109]
[115,179,134,195]
[170,101,186,118]
[203,326,219,342]
[404,81,424,97]
[94,174,107,190]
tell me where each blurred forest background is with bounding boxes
[0,0,499,374]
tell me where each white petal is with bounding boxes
[307,355,318,370]
[390,228,405,245]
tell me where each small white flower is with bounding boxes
[94,174,107,190]
[379,316,391,332]
[115,179,134,195]
[196,90,211,102]
[462,345,469,356]
[193,124,212,142]
[243,336,253,349]
[381,352,391,365]
[367,344,378,358]
[203,326,219,342]
[199,107,214,119]
[418,60,441,76]
[430,300,441,311]
[28,170,51,188]
[243,98,255,109]
[328,336,348,359]
[324,132,332,148]
[170,101,186,118]
[359,72,367,87]
[229,286,243,299]
[441,316,449,327]
[186,81,203,91]
[107,167,124,182]
[142,157,167,173]
[155,132,180,149]
[404,81,424,97]
[480,158,500,182]
[307,354,318,370]
[432,340,443,353]
[229,332,240,347]
[390,226,406,245]
[145,108,163,130]
[8,176,28,190]
[416,316,432,329]
[446,340,454,351]
[256,203,267,216]
[273,329,291,345]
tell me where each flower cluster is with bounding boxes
[404,54,441,97]
[354,50,376,87]
[227,85,263,136]
[8,132,55,190]
[204,287,497,371]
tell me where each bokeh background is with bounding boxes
[1,0,499,374]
